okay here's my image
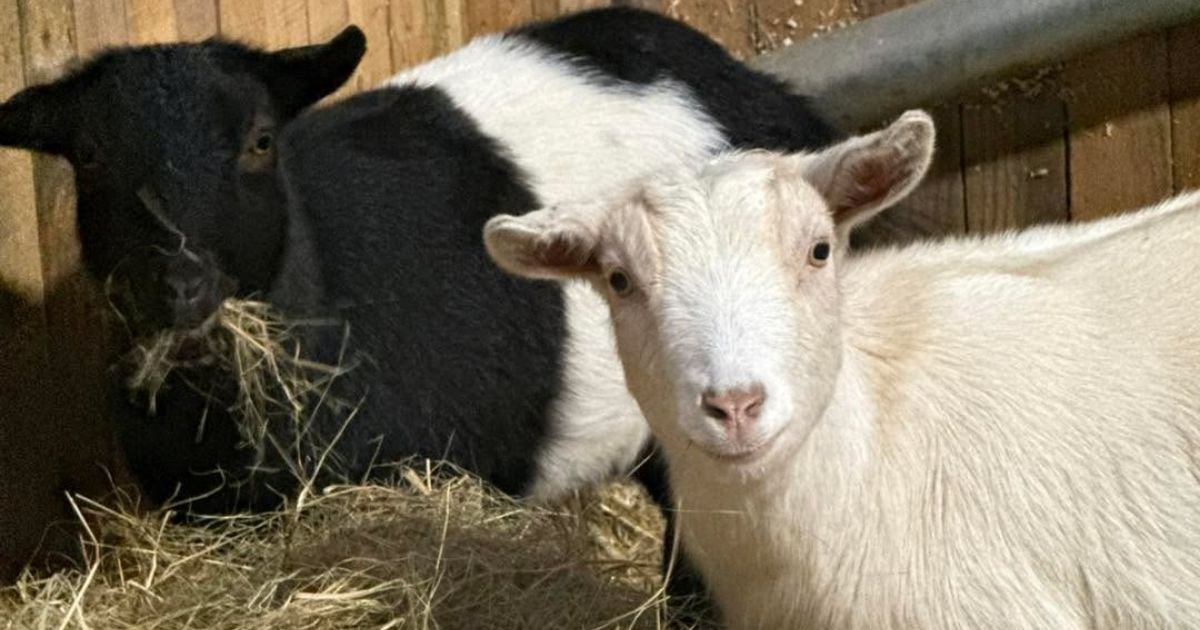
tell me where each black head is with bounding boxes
[0,27,365,335]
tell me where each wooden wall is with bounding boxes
[0,0,1198,425]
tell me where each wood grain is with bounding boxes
[611,0,661,10]
[0,0,44,306]
[126,0,179,44]
[219,0,310,48]
[308,0,349,43]
[462,0,534,39]
[74,0,129,55]
[391,0,457,71]
[173,0,219,41]
[18,0,93,378]
[1065,33,1173,221]
[347,0,393,90]
[438,0,465,51]
[1169,22,1200,193]
[538,0,608,18]
[963,98,1068,232]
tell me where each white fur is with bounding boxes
[523,281,652,500]
[389,35,725,206]
[388,35,725,499]
[484,111,1200,627]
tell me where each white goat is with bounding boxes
[483,110,1200,629]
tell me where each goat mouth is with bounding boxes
[709,434,778,464]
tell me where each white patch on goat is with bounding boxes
[389,34,726,206]
[523,281,653,501]
[389,35,725,498]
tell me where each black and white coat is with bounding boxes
[303,8,841,501]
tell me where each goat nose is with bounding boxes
[701,384,766,427]
[169,274,207,303]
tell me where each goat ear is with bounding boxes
[0,80,77,156]
[484,208,602,280]
[260,25,366,116]
[802,110,934,236]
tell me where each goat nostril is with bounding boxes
[168,276,208,305]
[702,385,767,425]
[702,400,730,421]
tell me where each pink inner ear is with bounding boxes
[532,232,598,274]
[834,151,911,219]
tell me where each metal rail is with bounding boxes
[751,0,1200,129]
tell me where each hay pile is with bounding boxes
[0,471,683,629]
[9,299,698,629]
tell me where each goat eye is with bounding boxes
[809,241,831,266]
[251,133,273,154]
[608,270,632,296]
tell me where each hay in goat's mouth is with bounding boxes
[123,299,351,448]
[0,469,682,629]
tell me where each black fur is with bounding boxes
[273,85,564,495]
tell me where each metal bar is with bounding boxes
[751,0,1200,129]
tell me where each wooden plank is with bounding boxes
[390,0,439,71]
[531,0,559,20]
[277,0,313,47]
[218,0,270,42]
[1064,33,1173,222]
[346,0,393,90]
[612,0,661,10]
[952,38,1068,235]
[19,0,77,87]
[74,0,129,55]
[558,0,608,11]
[438,0,465,51]
[18,0,85,323]
[534,0,608,19]
[462,0,534,39]
[963,97,1068,232]
[308,0,349,43]
[173,0,219,41]
[664,0,754,59]
[219,0,310,48]
[0,0,44,308]
[125,0,179,44]
[1169,21,1200,192]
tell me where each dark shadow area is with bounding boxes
[0,276,138,583]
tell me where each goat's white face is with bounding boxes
[486,111,935,469]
